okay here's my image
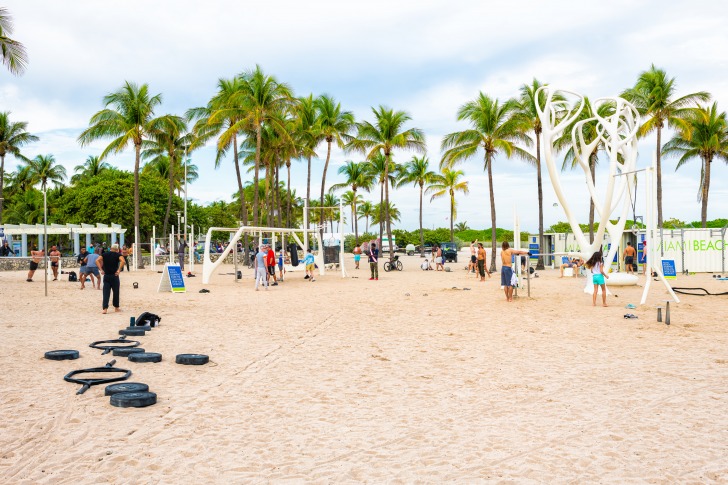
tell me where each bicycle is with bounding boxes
[383,255,403,272]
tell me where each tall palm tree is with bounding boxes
[234,65,294,225]
[5,188,43,224]
[294,94,322,206]
[79,81,167,267]
[71,155,112,184]
[143,115,190,237]
[315,94,355,240]
[340,190,362,232]
[554,97,615,243]
[372,201,401,225]
[0,8,28,76]
[26,154,67,191]
[621,65,710,226]
[516,79,562,269]
[0,111,38,223]
[662,102,728,227]
[349,106,426,260]
[426,168,469,242]
[357,200,375,234]
[330,160,374,243]
[365,151,397,243]
[441,93,533,271]
[399,155,436,255]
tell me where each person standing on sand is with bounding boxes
[500,242,529,302]
[26,247,43,282]
[368,242,378,281]
[435,245,443,271]
[278,246,286,281]
[585,249,609,307]
[49,246,61,281]
[623,241,636,275]
[84,247,102,289]
[266,245,278,286]
[304,248,316,282]
[469,240,477,275]
[353,244,362,269]
[477,243,490,281]
[96,243,125,314]
[77,247,89,289]
[177,236,188,272]
[254,245,269,290]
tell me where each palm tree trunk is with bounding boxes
[419,183,425,256]
[286,161,292,228]
[253,126,262,225]
[449,192,454,243]
[134,142,143,268]
[320,141,332,243]
[589,154,596,243]
[535,132,545,270]
[163,153,174,239]
[379,182,384,244]
[306,155,312,206]
[233,134,249,254]
[384,152,394,260]
[0,154,5,224]
[353,190,359,244]
[275,162,282,227]
[701,157,711,227]
[656,124,663,227]
[487,154,497,273]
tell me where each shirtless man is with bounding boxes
[500,241,530,302]
[435,245,444,271]
[49,245,61,280]
[27,247,44,282]
[623,241,636,275]
[477,242,490,281]
[469,240,478,275]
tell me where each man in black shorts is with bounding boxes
[49,245,61,280]
[96,243,125,314]
[27,248,43,282]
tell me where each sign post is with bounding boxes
[158,263,186,293]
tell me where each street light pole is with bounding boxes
[184,148,188,239]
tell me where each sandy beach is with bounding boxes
[1,254,726,483]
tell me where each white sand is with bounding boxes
[1,254,726,482]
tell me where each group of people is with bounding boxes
[77,243,126,312]
[253,244,289,290]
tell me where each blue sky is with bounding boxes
[2,0,727,232]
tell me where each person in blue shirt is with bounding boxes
[254,245,269,290]
[304,248,315,282]
[368,242,379,280]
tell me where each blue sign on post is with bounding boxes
[529,243,539,260]
[158,263,186,293]
[662,259,677,280]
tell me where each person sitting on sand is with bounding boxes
[27,247,43,282]
[500,242,529,302]
[559,257,580,278]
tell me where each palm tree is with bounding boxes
[372,201,401,225]
[516,79,562,269]
[399,155,436,255]
[454,222,470,232]
[235,65,294,225]
[357,200,375,234]
[78,81,167,267]
[340,190,361,232]
[0,112,38,223]
[4,188,43,224]
[662,102,728,227]
[0,8,28,76]
[427,168,469,242]
[26,154,67,191]
[294,94,322,205]
[330,160,374,243]
[71,155,112,184]
[348,106,426,260]
[441,93,533,271]
[315,94,355,240]
[621,65,710,226]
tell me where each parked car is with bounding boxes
[405,244,416,256]
[440,242,458,263]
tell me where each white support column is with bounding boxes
[73,231,80,255]
[151,226,156,272]
[339,199,346,278]
[303,198,309,252]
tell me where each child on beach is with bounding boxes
[585,249,609,307]
[304,248,315,282]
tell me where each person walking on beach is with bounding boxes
[49,245,61,280]
[254,245,269,290]
[623,241,636,275]
[585,249,609,307]
[304,248,316,282]
[84,247,102,289]
[435,245,444,271]
[368,242,378,280]
[477,242,490,281]
[77,246,88,289]
[353,244,362,269]
[96,243,125,314]
[500,242,530,302]
[177,236,188,271]
[26,247,43,282]
[266,245,278,286]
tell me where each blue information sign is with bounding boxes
[529,243,539,259]
[662,259,677,280]
[158,263,186,293]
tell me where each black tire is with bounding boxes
[396,260,403,271]
[383,262,391,272]
[45,350,79,361]
[105,382,149,396]
[129,325,151,331]
[110,391,157,408]
[120,328,146,336]
[112,347,146,357]
[175,354,209,365]
[128,352,162,363]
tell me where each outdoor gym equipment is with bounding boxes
[45,350,79,361]
[89,337,140,355]
[64,359,131,395]
[105,382,149,396]
[119,328,146,336]
[175,354,209,365]
[110,391,157,408]
[128,352,162,363]
[113,347,146,357]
